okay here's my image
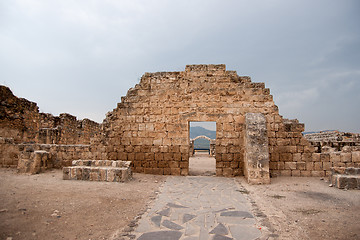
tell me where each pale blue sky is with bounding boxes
[1,0,359,132]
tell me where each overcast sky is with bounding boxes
[1,0,359,132]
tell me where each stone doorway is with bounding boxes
[189,121,216,176]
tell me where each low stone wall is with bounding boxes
[16,143,106,173]
[17,150,52,174]
[63,160,132,182]
[0,137,19,168]
[330,167,360,189]
[270,151,360,177]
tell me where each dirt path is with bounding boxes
[189,153,215,176]
[0,168,165,240]
[1,167,359,240]
[239,177,360,240]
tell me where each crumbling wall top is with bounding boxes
[185,64,226,72]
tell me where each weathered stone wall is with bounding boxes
[37,113,101,145]
[0,86,101,146]
[0,86,39,143]
[103,64,314,177]
[0,137,19,168]
[5,65,358,180]
[0,85,103,169]
[268,119,318,177]
[17,143,106,169]
[304,131,360,153]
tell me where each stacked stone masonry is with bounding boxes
[304,131,360,153]
[330,167,360,189]
[0,85,104,172]
[1,65,360,184]
[102,64,320,180]
[63,160,132,182]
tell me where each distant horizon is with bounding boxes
[190,122,216,131]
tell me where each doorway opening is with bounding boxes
[189,121,216,176]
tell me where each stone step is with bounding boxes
[63,166,132,182]
[331,174,360,190]
[331,167,360,175]
[71,160,131,168]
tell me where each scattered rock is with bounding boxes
[51,210,61,218]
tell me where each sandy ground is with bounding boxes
[1,154,359,240]
[189,152,216,176]
[0,168,165,240]
[240,177,360,240]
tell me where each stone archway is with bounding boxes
[190,135,215,156]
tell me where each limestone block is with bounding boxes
[293,153,301,162]
[278,162,285,170]
[329,153,341,162]
[90,168,100,181]
[314,162,322,171]
[223,168,234,177]
[320,153,330,162]
[323,162,332,171]
[340,153,352,163]
[63,167,71,180]
[280,153,292,162]
[334,162,346,168]
[284,162,296,170]
[346,162,355,167]
[170,168,181,175]
[280,170,291,176]
[292,170,300,177]
[302,153,313,162]
[121,168,133,182]
[17,157,32,173]
[311,171,325,177]
[306,162,314,170]
[244,113,270,184]
[180,168,189,176]
[82,167,90,180]
[76,168,83,180]
[296,162,306,170]
[352,152,360,163]
[163,168,171,175]
[70,168,77,180]
[300,171,312,177]
[107,169,119,182]
[99,168,107,181]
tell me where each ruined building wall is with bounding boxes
[304,131,360,153]
[0,85,103,168]
[0,85,40,143]
[103,64,315,177]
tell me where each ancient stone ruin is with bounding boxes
[189,135,215,156]
[1,64,359,185]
